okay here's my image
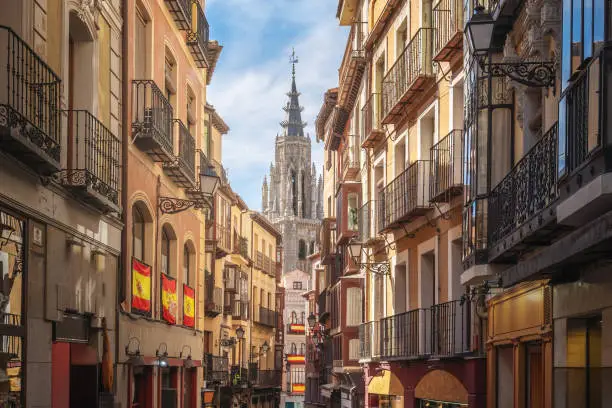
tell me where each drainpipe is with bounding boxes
[117,0,128,396]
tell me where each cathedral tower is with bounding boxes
[262,51,322,275]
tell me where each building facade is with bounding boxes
[0,0,123,406]
[280,270,310,408]
[262,64,323,276]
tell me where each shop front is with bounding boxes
[486,280,552,408]
[366,369,404,408]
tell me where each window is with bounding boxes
[298,240,306,260]
[134,3,150,79]
[291,311,297,323]
[293,281,303,290]
[161,225,174,276]
[186,86,196,134]
[346,287,362,326]
[164,48,177,110]
[309,241,315,255]
[132,206,145,261]
[183,243,194,286]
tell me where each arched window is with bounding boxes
[309,241,315,255]
[299,343,305,355]
[183,243,192,286]
[291,311,297,324]
[290,343,297,354]
[132,206,145,261]
[298,239,306,260]
[300,311,305,324]
[161,225,175,276]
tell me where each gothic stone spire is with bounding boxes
[280,48,307,137]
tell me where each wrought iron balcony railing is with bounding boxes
[287,367,306,393]
[164,0,192,30]
[381,28,436,124]
[255,251,264,271]
[211,158,229,186]
[216,222,231,253]
[186,150,215,204]
[380,309,431,359]
[232,232,249,259]
[252,369,282,388]
[132,80,174,161]
[163,119,196,188]
[0,25,61,174]
[256,306,276,327]
[462,198,488,269]
[58,110,121,212]
[359,320,380,360]
[338,22,367,110]
[379,160,431,231]
[186,1,210,68]
[488,123,559,260]
[361,93,384,148]
[430,129,463,203]
[204,285,223,317]
[204,353,229,385]
[432,0,463,61]
[341,135,360,181]
[430,300,471,357]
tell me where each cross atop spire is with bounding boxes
[290,48,299,80]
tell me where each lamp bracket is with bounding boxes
[481,58,556,88]
[358,262,390,276]
[158,196,209,215]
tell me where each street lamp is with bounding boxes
[261,341,270,354]
[347,238,390,275]
[236,326,245,382]
[307,313,317,330]
[464,5,494,55]
[156,342,169,367]
[158,165,220,214]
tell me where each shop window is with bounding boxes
[496,346,514,408]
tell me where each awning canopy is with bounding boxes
[367,370,403,396]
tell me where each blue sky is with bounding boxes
[206,0,348,210]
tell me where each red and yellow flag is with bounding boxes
[161,273,177,324]
[286,354,305,364]
[292,383,305,393]
[183,284,195,328]
[131,258,151,314]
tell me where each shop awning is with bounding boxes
[367,370,403,396]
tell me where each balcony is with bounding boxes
[341,135,360,181]
[361,93,384,148]
[230,365,249,388]
[432,0,463,62]
[0,26,61,175]
[186,150,216,204]
[357,201,382,244]
[462,198,488,270]
[430,300,472,358]
[338,22,367,111]
[131,80,174,162]
[320,218,337,265]
[232,299,249,321]
[380,309,431,360]
[164,0,192,30]
[57,110,120,212]
[186,1,210,68]
[163,120,196,188]
[255,306,276,328]
[488,123,561,262]
[287,367,305,394]
[211,158,229,186]
[251,368,282,388]
[204,353,228,385]
[232,232,249,260]
[216,222,231,255]
[430,129,463,203]
[204,283,223,317]
[359,320,380,360]
[336,182,361,245]
[381,28,436,125]
[379,160,431,231]
[223,265,240,293]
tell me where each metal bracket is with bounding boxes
[358,262,390,275]
[158,196,210,215]
[481,58,556,88]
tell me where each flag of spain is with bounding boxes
[161,273,177,324]
[131,258,151,314]
[183,284,195,328]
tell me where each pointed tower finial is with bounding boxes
[290,47,298,80]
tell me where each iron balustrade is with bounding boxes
[359,320,381,359]
[432,0,463,61]
[338,22,367,108]
[488,123,558,247]
[257,306,276,327]
[230,365,248,387]
[430,300,471,357]
[380,309,431,359]
[232,300,249,320]
[430,129,463,202]
[361,93,382,146]
[287,367,306,393]
[186,1,210,68]
[253,369,282,387]
[176,120,196,183]
[211,158,228,185]
[341,135,360,180]
[233,232,249,259]
[216,222,231,251]
[0,26,61,166]
[255,251,265,271]
[131,80,174,160]
[163,0,192,30]
[60,110,121,207]
[204,353,228,385]
[463,198,488,268]
[379,160,431,230]
[381,28,435,123]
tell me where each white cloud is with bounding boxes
[207,0,347,210]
